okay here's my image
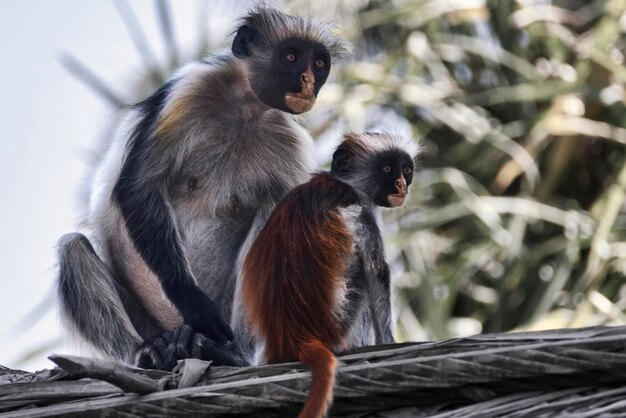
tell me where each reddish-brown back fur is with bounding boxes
[243,173,359,416]
[243,173,356,362]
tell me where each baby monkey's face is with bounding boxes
[372,149,414,208]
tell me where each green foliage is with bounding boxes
[305,0,626,341]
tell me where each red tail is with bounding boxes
[298,340,338,418]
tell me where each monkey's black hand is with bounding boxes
[183,293,234,345]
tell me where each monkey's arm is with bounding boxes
[113,132,233,345]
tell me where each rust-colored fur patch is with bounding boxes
[242,173,355,364]
[298,340,337,418]
[153,94,194,139]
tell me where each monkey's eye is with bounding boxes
[285,51,297,62]
[382,165,392,174]
[314,58,326,69]
[403,167,413,176]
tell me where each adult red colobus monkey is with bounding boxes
[56,5,345,370]
[243,132,418,418]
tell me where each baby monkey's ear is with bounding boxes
[331,147,352,175]
[232,25,260,58]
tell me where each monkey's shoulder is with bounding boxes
[295,172,361,207]
[147,58,265,138]
[265,172,364,229]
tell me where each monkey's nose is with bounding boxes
[395,177,407,193]
[299,69,315,96]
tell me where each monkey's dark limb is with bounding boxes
[112,85,233,345]
[57,233,142,362]
[376,262,395,344]
[136,325,245,370]
[192,334,247,367]
[360,210,395,345]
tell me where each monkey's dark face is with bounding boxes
[371,150,414,208]
[232,26,331,114]
[255,37,330,114]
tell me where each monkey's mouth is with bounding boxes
[284,92,316,114]
[388,193,406,207]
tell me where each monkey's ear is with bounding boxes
[331,147,352,175]
[232,25,260,58]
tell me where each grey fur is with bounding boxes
[56,6,345,367]
[56,233,142,362]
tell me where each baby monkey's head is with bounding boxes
[331,132,419,207]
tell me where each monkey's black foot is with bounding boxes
[135,325,245,370]
[190,332,246,367]
[135,325,195,370]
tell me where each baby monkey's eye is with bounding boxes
[382,165,392,174]
[403,167,413,175]
[285,51,297,62]
[314,58,326,68]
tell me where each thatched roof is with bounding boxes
[2,326,626,417]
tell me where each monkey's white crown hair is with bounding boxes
[235,4,348,60]
[344,132,421,161]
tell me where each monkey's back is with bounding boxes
[243,173,361,364]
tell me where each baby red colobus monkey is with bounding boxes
[242,132,418,418]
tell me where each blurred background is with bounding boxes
[3,0,626,372]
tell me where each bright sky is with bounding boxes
[0,0,255,371]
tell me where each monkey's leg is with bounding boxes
[57,233,143,362]
[362,270,395,345]
[359,214,395,345]
[369,257,395,345]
